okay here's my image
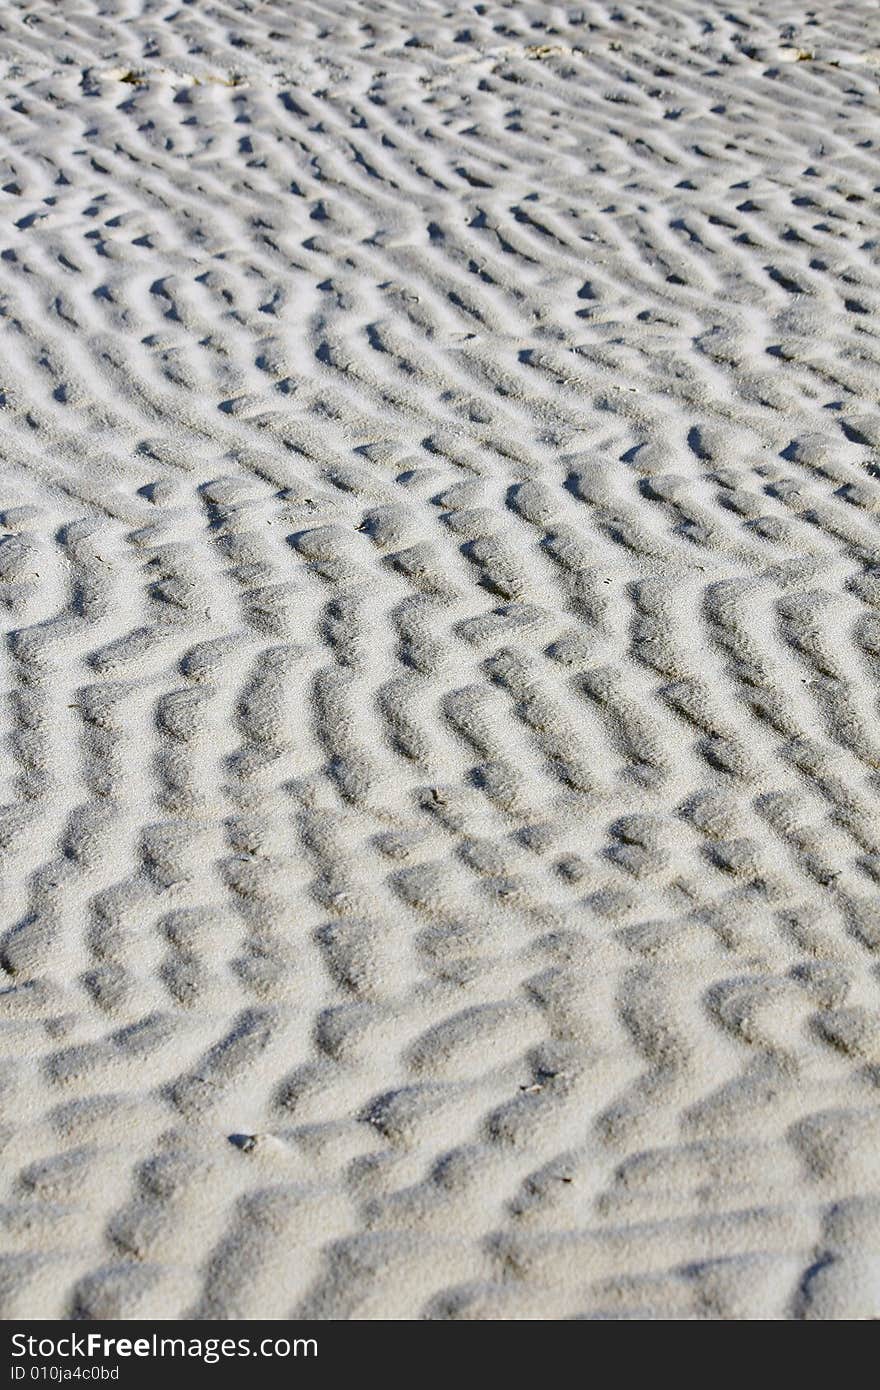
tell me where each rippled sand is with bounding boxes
[1,0,879,1319]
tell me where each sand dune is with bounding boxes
[0,0,879,1319]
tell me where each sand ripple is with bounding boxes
[0,0,879,1319]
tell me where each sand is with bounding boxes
[0,0,879,1321]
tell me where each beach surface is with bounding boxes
[1,0,880,1319]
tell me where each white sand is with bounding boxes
[0,0,879,1321]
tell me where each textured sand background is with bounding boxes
[1,0,879,1321]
